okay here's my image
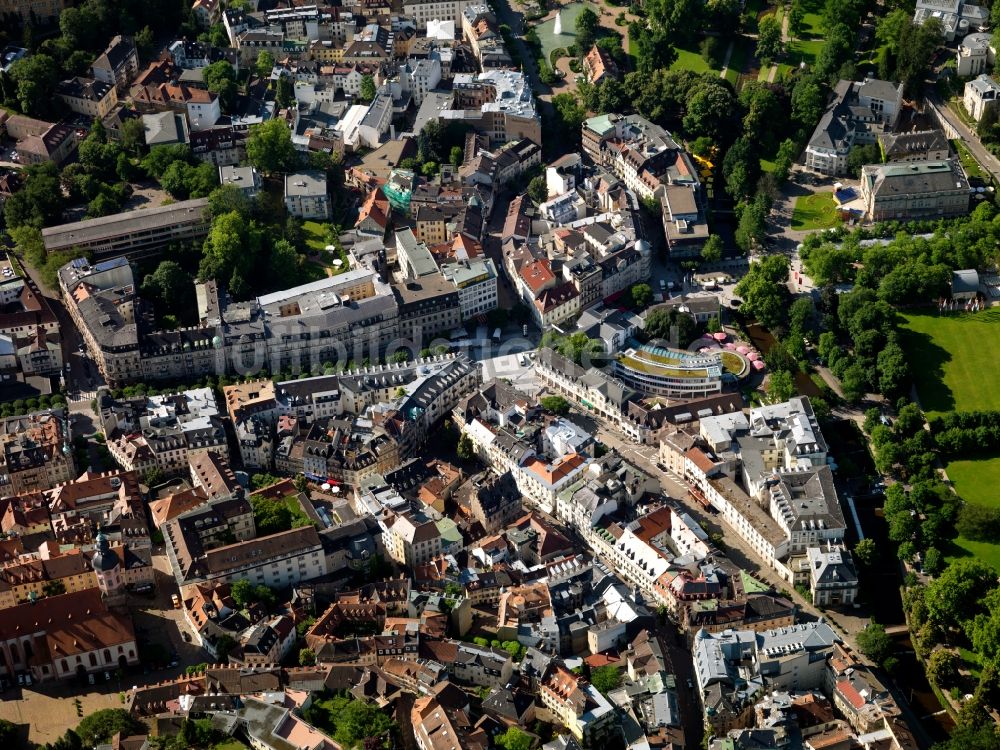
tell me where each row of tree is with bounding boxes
[801,202,1000,297]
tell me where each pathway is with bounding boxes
[766,4,791,83]
[718,38,735,79]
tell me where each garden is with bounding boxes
[901,310,1000,569]
[790,192,841,231]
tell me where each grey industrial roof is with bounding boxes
[284,170,327,197]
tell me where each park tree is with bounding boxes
[734,254,789,330]
[457,433,475,460]
[876,339,909,399]
[934,725,1000,750]
[2,163,65,229]
[550,93,588,149]
[255,50,276,79]
[645,0,702,46]
[207,183,253,219]
[540,396,571,415]
[644,307,698,347]
[923,547,945,576]
[267,239,306,290]
[756,14,784,65]
[724,137,762,201]
[925,558,1000,630]
[276,74,295,108]
[683,80,737,142]
[853,538,878,567]
[141,144,193,178]
[142,261,195,320]
[527,176,547,205]
[41,730,84,750]
[707,0,741,34]
[740,82,787,154]
[856,620,894,665]
[596,77,629,113]
[199,211,264,298]
[360,74,377,103]
[496,727,533,750]
[791,76,826,130]
[75,710,144,747]
[702,235,724,264]
[766,370,796,404]
[846,143,882,177]
[0,719,18,746]
[299,648,316,666]
[815,23,854,80]
[839,362,869,403]
[135,25,155,60]
[8,53,58,118]
[591,665,623,696]
[203,60,237,112]
[575,6,600,50]
[788,0,805,38]
[893,17,942,98]
[630,283,653,308]
[246,119,299,175]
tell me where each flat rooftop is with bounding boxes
[42,198,209,249]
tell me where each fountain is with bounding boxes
[554,8,562,35]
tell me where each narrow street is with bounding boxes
[576,405,874,645]
[929,94,1000,183]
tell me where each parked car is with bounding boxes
[88,673,95,685]
[171,593,181,608]
[182,631,192,642]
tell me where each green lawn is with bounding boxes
[724,37,750,85]
[790,192,840,230]
[784,38,824,68]
[302,220,330,252]
[302,220,349,278]
[959,646,984,679]
[760,158,776,172]
[953,139,986,180]
[671,46,720,75]
[901,310,1000,417]
[901,310,1000,569]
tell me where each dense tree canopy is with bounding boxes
[75,710,144,747]
[246,119,300,175]
[734,255,790,330]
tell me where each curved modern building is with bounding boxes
[613,344,723,398]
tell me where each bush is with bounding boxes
[956,503,1000,543]
[700,36,723,66]
[540,395,570,415]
